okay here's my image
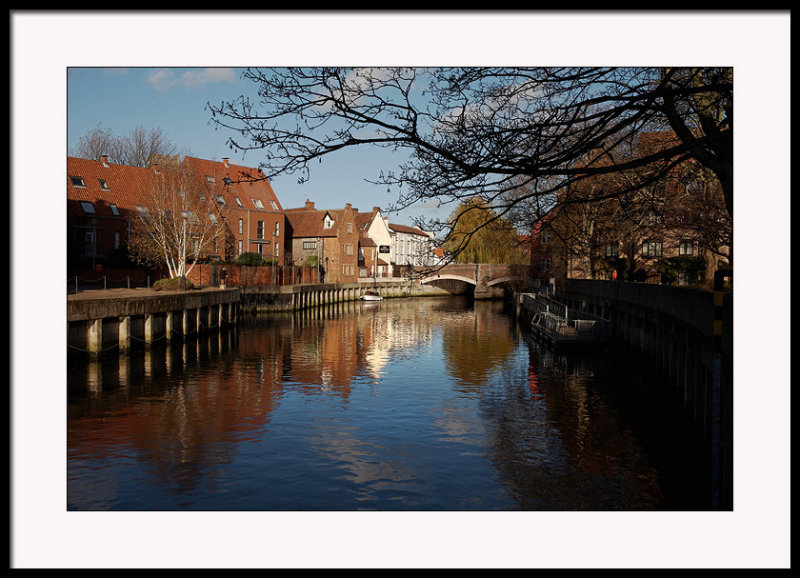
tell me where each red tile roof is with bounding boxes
[182,156,283,213]
[67,157,159,218]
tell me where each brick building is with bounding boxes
[284,200,360,284]
[67,155,286,280]
[181,156,286,262]
[528,131,732,288]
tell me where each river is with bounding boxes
[67,296,709,511]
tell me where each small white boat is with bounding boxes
[361,290,383,301]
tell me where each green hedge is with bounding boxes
[153,276,194,291]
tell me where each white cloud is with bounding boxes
[146,67,237,91]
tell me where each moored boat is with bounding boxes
[361,290,383,301]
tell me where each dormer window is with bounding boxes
[109,203,120,216]
[234,196,243,207]
[98,178,110,190]
[324,215,334,229]
[270,200,279,211]
[136,206,150,217]
[70,176,86,187]
[80,201,96,214]
[215,194,226,206]
[205,175,216,183]
[252,199,264,209]
[223,177,233,185]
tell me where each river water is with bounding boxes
[67,296,709,511]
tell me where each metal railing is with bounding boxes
[523,292,612,341]
[68,275,152,294]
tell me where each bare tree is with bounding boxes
[71,125,180,167]
[207,67,732,261]
[127,163,229,279]
[71,125,125,163]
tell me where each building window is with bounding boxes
[70,176,86,187]
[205,175,216,183]
[238,240,243,255]
[541,231,552,244]
[209,213,218,224]
[109,203,120,216]
[114,231,120,250]
[80,201,96,214]
[257,244,264,257]
[303,241,317,250]
[346,223,353,234]
[238,218,243,234]
[257,221,264,239]
[540,258,551,270]
[235,196,243,207]
[604,243,619,257]
[274,221,280,236]
[679,240,694,256]
[642,239,663,258]
[253,199,264,209]
[136,206,150,217]
[344,243,354,256]
[270,201,279,211]
[324,215,334,229]
[98,178,109,190]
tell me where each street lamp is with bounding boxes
[181,210,191,291]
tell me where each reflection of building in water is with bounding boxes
[68,330,286,503]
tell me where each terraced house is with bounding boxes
[283,200,360,284]
[528,131,732,288]
[354,206,393,279]
[67,154,286,280]
[181,156,285,262]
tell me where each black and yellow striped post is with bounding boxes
[712,268,733,510]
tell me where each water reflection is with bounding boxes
[68,297,699,510]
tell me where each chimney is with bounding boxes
[305,199,315,209]
[100,154,109,167]
[222,158,229,168]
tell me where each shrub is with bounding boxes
[153,276,193,291]
[235,252,265,266]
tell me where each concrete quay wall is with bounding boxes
[68,288,241,356]
[552,278,733,510]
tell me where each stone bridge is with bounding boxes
[414,263,531,297]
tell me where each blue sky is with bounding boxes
[67,66,439,226]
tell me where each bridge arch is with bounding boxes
[486,276,525,287]
[419,274,477,286]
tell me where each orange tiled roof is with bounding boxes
[67,156,160,218]
[67,155,286,222]
[182,156,283,213]
[284,207,343,238]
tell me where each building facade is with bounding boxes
[284,200,360,284]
